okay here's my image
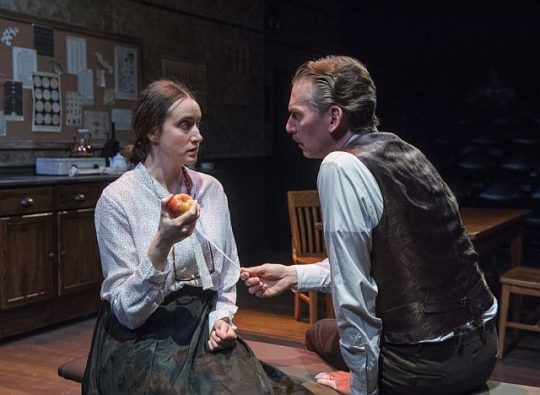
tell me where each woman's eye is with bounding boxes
[179,121,192,130]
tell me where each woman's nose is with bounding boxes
[192,127,203,142]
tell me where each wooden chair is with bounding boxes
[497,266,540,358]
[287,190,334,324]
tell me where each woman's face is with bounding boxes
[152,97,203,166]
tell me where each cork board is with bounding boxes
[0,10,141,149]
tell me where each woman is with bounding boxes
[83,80,308,394]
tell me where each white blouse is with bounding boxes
[95,163,239,332]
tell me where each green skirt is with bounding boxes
[83,286,312,394]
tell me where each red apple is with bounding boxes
[167,193,194,217]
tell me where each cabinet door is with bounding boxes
[0,213,54,309]
[57,209,102,295]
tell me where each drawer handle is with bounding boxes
[48,252,54,259]
[20,197,35,207]
[74,193,87,202]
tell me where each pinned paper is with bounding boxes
[84,110,109,140]
[95,51,113,75]
[77,69,94,105]
[33,25,54,57]
[66,36,87,74]
[32,72,61,132]
[12,47,37,88]
[65,91,83,126]
[111,108,132,131]
[96,69,106,87]
[0,111,6,136]
[4,81,23,121]
[103,88,115,106]
[1,26,19,46]
[114,45,138,100]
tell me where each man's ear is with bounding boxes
[328,105,347,134]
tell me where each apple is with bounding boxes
[167,193,194,217]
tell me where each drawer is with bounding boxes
[56,182,108,210]
[0,187,54,216]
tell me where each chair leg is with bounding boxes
[294,292,301,321]
[511,294,524,344]
[309,291,318,325]
[497,284,510,359]
[326,294,335,319]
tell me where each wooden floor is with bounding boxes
[0,307,540,394]
[0,249,539,394]
[0,309,311,395]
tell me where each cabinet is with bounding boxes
[0,180,110,339]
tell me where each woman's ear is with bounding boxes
[147,128,160,143]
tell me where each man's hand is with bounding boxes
[240,263,298,298]
[315,371,351,394]
[208,319,237,352]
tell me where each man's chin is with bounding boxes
[301,149,316,159]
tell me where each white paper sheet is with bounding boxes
[111,108,132,131]
[12,47,37,89]
[84,110,110,140]
[114,45,138,100]
[66,36,87,74]
[77,69,94,105]
[0,111,6,136]
[65,91,83,126]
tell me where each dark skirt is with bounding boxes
[83,286,312,394]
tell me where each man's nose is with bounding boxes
[285,116,295,134]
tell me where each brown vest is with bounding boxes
[343,132,494,344]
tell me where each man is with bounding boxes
[240,56,498,395]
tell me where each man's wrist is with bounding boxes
[288,265,299,290]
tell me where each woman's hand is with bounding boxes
[159,195,200,244]
[147,196,200,271]
[208,319,237,352]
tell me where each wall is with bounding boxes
[4,1,538,259]
[0,0,348,257]
[0,0,265,164]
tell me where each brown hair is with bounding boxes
[292,55,379,132]
[122,80,195,163]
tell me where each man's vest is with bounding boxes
[343,132,494,344]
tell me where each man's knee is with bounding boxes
[305,318,339,352]
[305,319,349,371]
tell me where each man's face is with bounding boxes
[285,79,332,159]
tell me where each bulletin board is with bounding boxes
[0,10,141,149]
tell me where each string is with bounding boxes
[194,227,240,270]
[183,167,239,270]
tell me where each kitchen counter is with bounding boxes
[0,167,121,187]
[0,169,117,339]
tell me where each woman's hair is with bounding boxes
[122,80,195,163]
[292,55,379,132]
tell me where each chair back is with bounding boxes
[287,190,326,263]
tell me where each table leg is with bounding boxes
[509,229,523,268]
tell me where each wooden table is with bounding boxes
[460,207,531,268]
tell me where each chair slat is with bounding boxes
[287,190,331,324]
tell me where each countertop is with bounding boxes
[0,167,121,187]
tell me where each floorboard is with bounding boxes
[0,258,539,394]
